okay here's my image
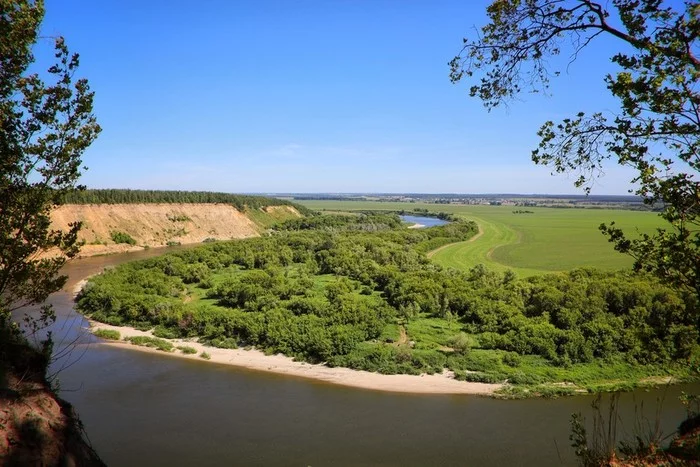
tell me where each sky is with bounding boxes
[38,0,643,194]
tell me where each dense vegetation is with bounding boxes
[77,214,700,393]
[62,189,314,215]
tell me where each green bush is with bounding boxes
[177,345,197,354]
[110,231,136,245]
[506,371,544,385]
[448,333,471,354]
[94,329,120,340]
[125,336,174,352]
[153,325,181,339]
[200,351,211,360]
[459,371,507,384]
[502,352,522,367]
[207,337,238,349]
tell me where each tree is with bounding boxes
[449,0,699,295]
[0,0,100,371]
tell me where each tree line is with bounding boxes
[61,189,314,215]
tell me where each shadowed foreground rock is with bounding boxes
[0,343,105,467]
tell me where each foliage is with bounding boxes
[61,188,314,215]
[124,336,174,352]
[0,0,100,376]
[177,345,197,354]
[450,0,699,295]
[110,231,136,245]
[199,351,211,360]
[75,217,699,387]
[93,329,120,340]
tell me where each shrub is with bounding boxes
[200,351,211,360]
[177,346,197,354]
[110,231,136,245]
[207,337,238,349]
[459,371,507,384]
[132,322,153,331]
[502,352,522,367]
[94,329,120,340]
[167,214,191,222]
[506,371,544,385]
[125,336,174,352]
[153,325,181,339]
[448,333,471,354]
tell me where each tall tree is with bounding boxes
[0,0,100,365]
[450,0,699,295]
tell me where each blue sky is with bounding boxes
[40,0,639,194]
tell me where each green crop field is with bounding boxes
[297,200,667,275]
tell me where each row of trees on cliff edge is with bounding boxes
[61,188,314,215]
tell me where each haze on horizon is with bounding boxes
[42,1,639,195]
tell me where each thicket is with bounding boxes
[76,217,700,382]
[61,189,314,215]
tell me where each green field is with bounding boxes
[297,200,667,275]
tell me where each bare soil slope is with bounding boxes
[50,203,288,257]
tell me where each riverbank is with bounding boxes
[73,279,500,395]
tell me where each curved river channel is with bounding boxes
[29,232,697,466]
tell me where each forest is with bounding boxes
[76,212,700,394]
[61,189,313,215]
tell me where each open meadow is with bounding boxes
[297,200,667,276]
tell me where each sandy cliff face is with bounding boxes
[49,203,267,257]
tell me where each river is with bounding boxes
[31,246,698,466]
[400,214,449,228]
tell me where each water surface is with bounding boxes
[400,215,449,228]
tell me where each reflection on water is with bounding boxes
[35,247,698,466]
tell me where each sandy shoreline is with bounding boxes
[72,280,502,395]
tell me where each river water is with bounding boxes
[400,215,449,228]
[32,246,698,466]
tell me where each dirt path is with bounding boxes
[426,223,484,259]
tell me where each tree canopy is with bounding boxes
[0,0,100,365]
[450,0,699,295]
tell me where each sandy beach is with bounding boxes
[73,279,502,395]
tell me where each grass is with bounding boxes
[177,345,197,354]
[93,329,120,340]
[200,351,211,360]
[298,200,666,275]
[124,335,174,352]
